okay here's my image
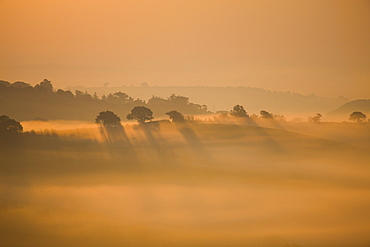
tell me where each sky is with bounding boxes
[1,0,369,98]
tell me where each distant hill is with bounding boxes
[327,99,370,121]
[67,85,349,118]
[1,78,353,121]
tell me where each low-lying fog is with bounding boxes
[1,120,369,247]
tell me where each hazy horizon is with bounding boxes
[1,0,369,99]
[1,2,370,246]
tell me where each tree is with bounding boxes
[92,92,99,100]
[11,81,32,89]
[273,114,286,122]
[168,94,189,105]
[95,111,121,127]
[349,111,367,123]
[0,80,11,87]
[260,110,273,119]
[35,79,53,92]
[166,110,185,123]
[201,105,208,112]
[56,89,74,99]
[148,96,168,107]
[0,115,23,134]
[184,115,195,122]
[75,90,93,101]
[309,113,322,123]
[113,91,132,103]
[215,111,230,120]
[127,106,153,124]
[230,105,249,118]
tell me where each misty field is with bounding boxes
[1,121,370,247]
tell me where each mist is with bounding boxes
[1,119,370,246]
[1,0,369,245]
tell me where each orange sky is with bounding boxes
[1,0,369,98]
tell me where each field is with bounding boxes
[1,121,370,247]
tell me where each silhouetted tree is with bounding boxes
[148,96,168,106]
[92,92,99,100]
[75,90,84,97]
[107,93,115,102]
[113,91,132,103]
[95,111,121,127]
[0,115,23,134]
[75,90,93,100]
[56,89,74,99]
[215,111,230,120]
[0,80,11,87]
[260,110,273,119]
[166,110,185,123]
[349,111,367,123]
[134,98,146,105]
[0,79,208,121]
[34,79,53,92]
[0,115,23,148]
[273,114,286,121]
[11,81,32,89]
[201,105,208,112]
[169,94,189,105]
[309,113,322,123]
[127,106,153,124]
[230,105,249,118]
[184,115,195,122]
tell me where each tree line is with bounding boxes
[1,79,368,139]
[1,104,367,146]
[0,79,208,121]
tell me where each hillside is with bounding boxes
[327,99,370,121]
